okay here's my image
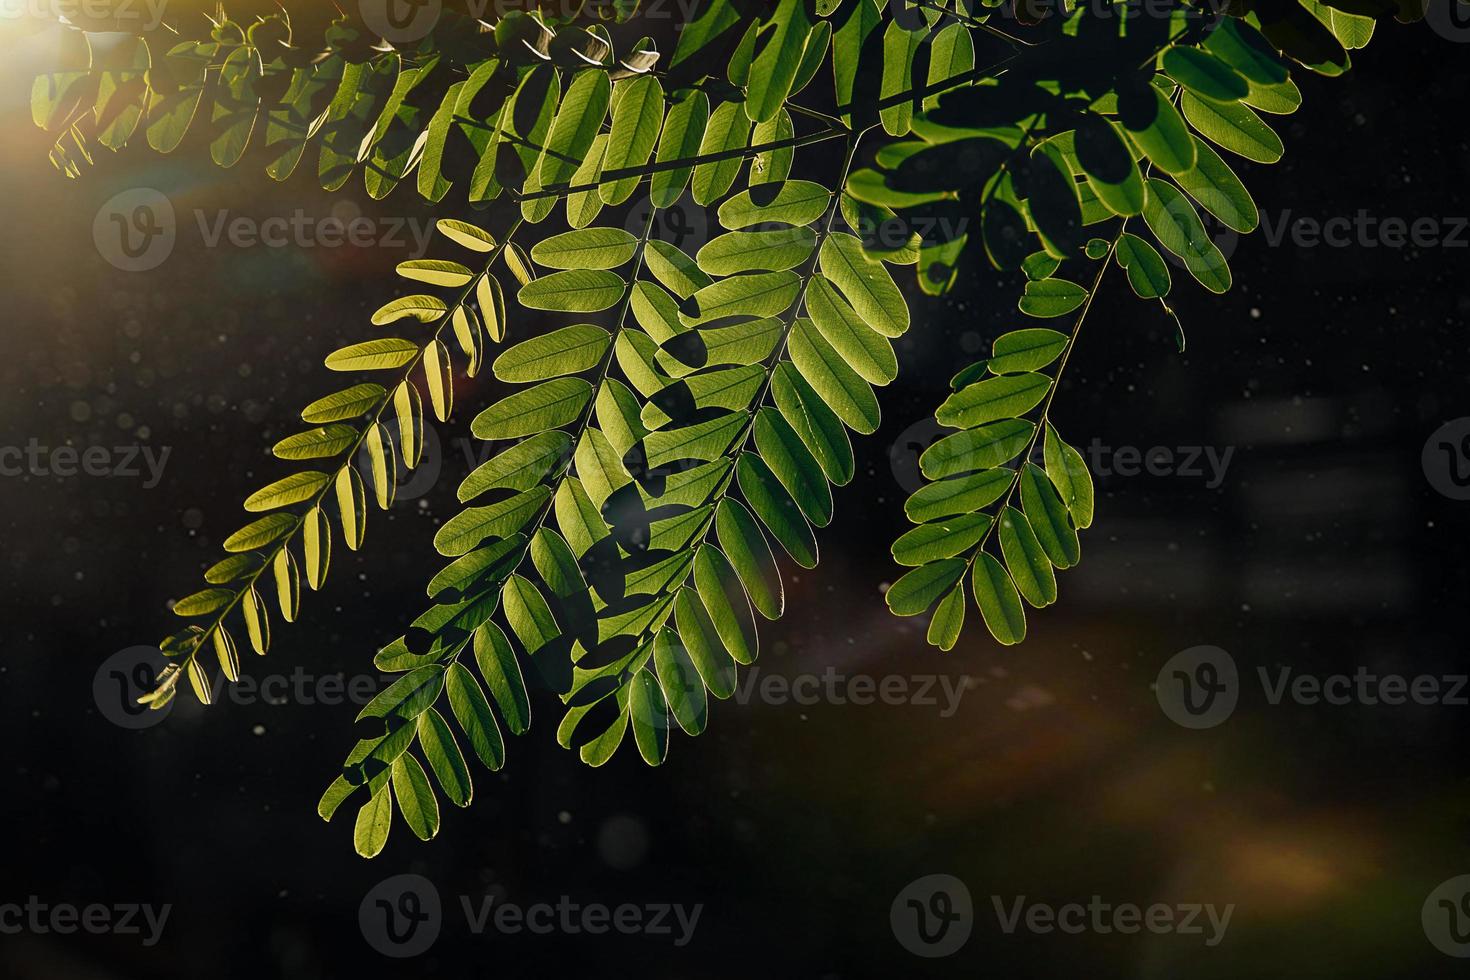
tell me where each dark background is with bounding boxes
[1,6,1468,977]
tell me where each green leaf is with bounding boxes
[1142,178,1232,294]
[502,574,559,655]
[458,431,572,502]
[998,505,1056,608]
[396,259,474,287]
[428,534,527,599]
[681,271,801,326]
[989,328,1068,375]
[1163,47,1249,103]
[602,75,664,205]
[936,373,1050,429]
[737,452,818,567]
[718,180,830,230]
[654,629,708,735]
[805,277,898,385]
[243,471,330,512]
[518,270,626,313]
[529,69,612,215]
[892,514,991,567]
[920,419,1035,480]
[752,407,832,526]
[358,664,446,725]
[492,325,611,383]
[1122,85,1196,175]
[371,294,448,326]
[692,546,758,666]
[771,363,854,486]
[879,19,926,136]
[650,88,710,208]
[905,468,1012,523]
[325,338,420,372]
[747,0,813,123]
[436,219,497,252]
[971,552,1026,645]
[643,412,746,468]
[1114,233,1172,299]
[1204,18,1289,86]
[629,669,670,765]
[474,622,531,735]
[390,754,440,841]
[223,513,295,553]
[696,228,817,276]
[714,498,784,620]
[353,786,392,858]
[1174,138,1259,233]
[530,228,639,271]
[1043,423,1095,530]
[788,319,880,435]
[173,588,233,617]
[434,487,550,557]
[417,708,472,808]
[302,383,385,423]
[818,233,909,337]
[1073,114,1145,217]
[926,585,966,652]
[645,240,713,300]
[1019,462,1079,568]
[886,558,966,616]
[471,379,594,441]
[445,661,505,771]
[1018,279,1088,318]
[1181,92,1284,164]
[692,99,752,206]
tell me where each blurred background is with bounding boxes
[2,4,1469,977]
